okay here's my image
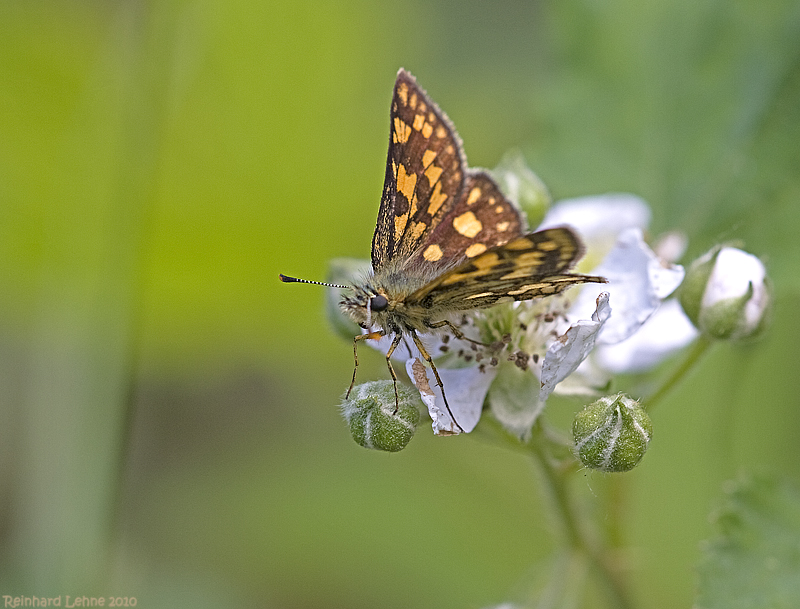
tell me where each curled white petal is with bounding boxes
[406,359,496,435]
[540,292,611,403]
[569,228,684,345]
[595,299,699,373]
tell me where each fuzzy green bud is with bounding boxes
[341,381,421,452]
[679,246,771,341]
[573,394,652,473]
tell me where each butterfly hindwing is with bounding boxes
[406,171,525,271]
[371,70,466,270]
[407,227,602,309]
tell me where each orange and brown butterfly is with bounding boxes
[281,69,606,431]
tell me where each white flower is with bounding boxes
[353,194,696,437]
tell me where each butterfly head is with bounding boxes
[340,284,394,330]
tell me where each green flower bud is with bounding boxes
[679,246,771,341]
[573,394,652,473]
[491,150,551,228]
[341,381,421,452]
[325,258,370,340]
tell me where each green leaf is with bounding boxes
[696,475,800,609]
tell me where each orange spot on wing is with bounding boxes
[453,211,483,238]
[473,252,500,269]
[397,82,408,105]
[466,187,482,205]
[424,163,443,187]
[396,164,417,202]
[410,221,427,240]
[423,244,444,261]
[394,213,408,236]
[503,237,534,250]
[515,251,544,266]
[428,182,448,215]
[465,243,487,257]
[393,117,411,144]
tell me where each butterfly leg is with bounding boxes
[384,333,404,412]
[347,331,386,398]
[411,331,464,433]
[426,319,488,348]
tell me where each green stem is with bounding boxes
[529,430,635,609]
[645,335,713,411]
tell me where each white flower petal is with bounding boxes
[488,363,542,438]
[595,299,699,373]
[652,231,689,264]
[649,253,685,299]
[407,359,496,435]
[540,292,611,402]
[703,248,766,302]
[568,229,684,345]
[538,193,651,256]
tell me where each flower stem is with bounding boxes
[529,429,635,609]
[645,335,713,411]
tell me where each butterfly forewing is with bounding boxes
[406,171,525,271]
[371,70,466,270]
[407,227,604,309]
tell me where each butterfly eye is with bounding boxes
[370,294,389,311]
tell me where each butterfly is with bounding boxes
[281,69,606,432]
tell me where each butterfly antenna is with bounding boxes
[279,274,349,289]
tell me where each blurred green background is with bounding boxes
[1,0,799,607]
